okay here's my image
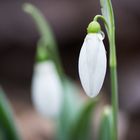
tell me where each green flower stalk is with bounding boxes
[99,0,118,139]
[23,3,65,81]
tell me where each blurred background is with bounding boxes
[0,0,140,140]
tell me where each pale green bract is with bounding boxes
[100,0,115,36]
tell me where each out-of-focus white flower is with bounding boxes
[78,32,106,97]
[31,61,63,118]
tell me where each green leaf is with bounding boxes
[0,126,5,140]
[57,79,81,140]
[57,78,97,140]
[68,99,97,140]
[98,106,113,140]
[0,88,21,140]
[100,0,115,35]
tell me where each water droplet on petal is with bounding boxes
[97,31,105,41]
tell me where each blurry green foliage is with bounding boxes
[98,106,113,140]
[23,3,98,140]
[0,88,20,140]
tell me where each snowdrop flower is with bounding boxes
[78,21,107,97]
[31,61,63,118]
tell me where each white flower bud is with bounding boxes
[31,61,63,118]
[78,32,106,97]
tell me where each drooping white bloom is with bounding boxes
[31,61,63,118]
[78,32,106,97]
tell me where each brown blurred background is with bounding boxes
[0,0,140,140]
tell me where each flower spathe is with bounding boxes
[78,32,107,97]
[31,61,63,118]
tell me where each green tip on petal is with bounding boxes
[87,21,101,33]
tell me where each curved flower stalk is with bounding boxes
[78,21,106,97]
[31,61,63,118]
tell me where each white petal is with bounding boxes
[31,61,63,118]
[78,33,106,97]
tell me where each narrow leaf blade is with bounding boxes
[0,88,21,140]
[98,106,113,140]
[69,99,97,140]
[57,79,80,140]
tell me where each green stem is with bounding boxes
[109,30,118,140]
[94,14,118,140]
[93,15,109,31]
[110,67,118,140]
[23,3,65,80]
[97,0,119,139]
[93,12,118,140]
